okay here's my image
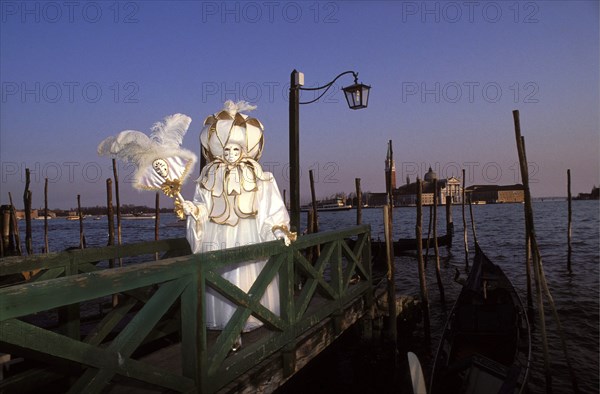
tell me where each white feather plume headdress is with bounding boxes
[98,113,197,204]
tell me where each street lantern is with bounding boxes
[288,70,371,231]
[342,81,371,110]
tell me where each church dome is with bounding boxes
[424,167,437,182]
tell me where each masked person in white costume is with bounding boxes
[182,101,295,347]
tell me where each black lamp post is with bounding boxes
[288,70,371,232]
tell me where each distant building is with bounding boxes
[466,184,525,204]
[385,141,396,192]
[394,167,462,206]
[574,186,599,200]
[15,209,38,219]
[363,167,463,207]
[363,192,388,207]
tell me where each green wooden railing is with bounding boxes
[0,225,372,393]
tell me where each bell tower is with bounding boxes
[385,140,396,192]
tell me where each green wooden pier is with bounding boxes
[0,225,410,393]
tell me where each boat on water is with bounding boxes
[371,233,452,257]
[429,242,531,394]
[121,213,156,220]
[66,216,81,221]
[301,197,352,212]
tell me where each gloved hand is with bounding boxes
[182,200,198,217]
[273,229,292,246]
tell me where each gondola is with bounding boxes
[429,242,531,394]
[394,233,452,253]
[370,233,452,263]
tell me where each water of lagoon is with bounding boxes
[11,200,599,393]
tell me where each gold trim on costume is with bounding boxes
[160,178,182,198]
[173,198,185,219]
[271,225,297,242]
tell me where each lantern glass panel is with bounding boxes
[343,83,370,109]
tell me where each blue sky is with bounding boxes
[1,0,598,209]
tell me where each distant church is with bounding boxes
[385,140,396,192]
[366,143,462,207]
[394,167,462,206]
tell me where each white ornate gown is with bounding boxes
[185,172,289,332]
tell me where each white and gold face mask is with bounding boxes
[198,101,270,226]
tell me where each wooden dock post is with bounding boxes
[514,111,580,393]
[424,205,432,267]
[355,178,362,225]
[468,194,478,246]
[44,178,49,253]
[106,180,114,250]
[307,209,314,235]
[155,192,160,261]
[23,168,33,255]
[77,194,86,249]
[305,209,315,264]
[513,111,552,390]
[383,141,397,355]
[106,179,117,307]
[308,170,320,261]
[8,193,22,256]
[416,179,431,345]
[461,169,469,270]
[113,159,123,267]
[445,195,453,249]
[567,169,572,273]
[433,179,445,303]
[309,170,319,234]
[383,205,397,352]
[1,205,10,256]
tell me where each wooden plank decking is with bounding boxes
[106,288,419,394]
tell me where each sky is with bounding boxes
[1,0,598,210]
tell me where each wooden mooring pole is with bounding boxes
[445,195,453,250]
[309,170,319,234]
[44,178,49,253]
[416,179,431,345]
[514,121,551,389]
[433,179,445,303]
[468,194,478,246]
[113,159,123,267]
[8,193,22,256]
[355,178,362,225]
[424,205,432,267]
[155,192,160,261]
[383,140,397,352]
[0,205,14,257]
[308,169,320,259]
[106,180,114,250]
[383,205,397,350]
[23,168,33,255]
[461,169,469,270]
[106,179,118,307]
[567,169,572,273]
[77,194,85,249]
[0,205,8,257]
[513,110,579,393]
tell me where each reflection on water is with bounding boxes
[12,201,600,393]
